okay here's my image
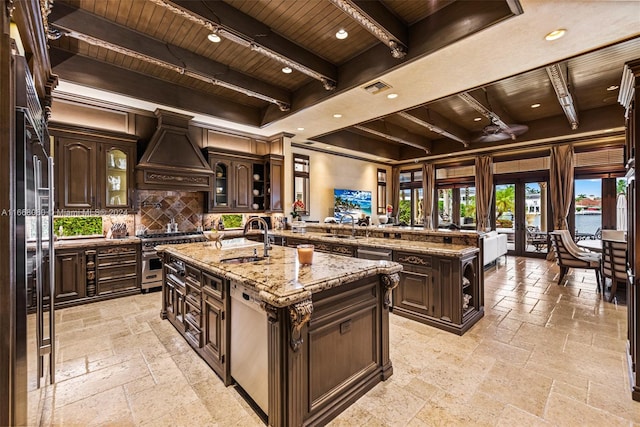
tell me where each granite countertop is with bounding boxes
[157,241,402,308]
[54,236,141,249]
[270,230,479,257]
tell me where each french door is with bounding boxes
[495,178,550,257]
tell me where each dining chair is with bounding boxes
[601,239,627,302]
[549,231,602,292]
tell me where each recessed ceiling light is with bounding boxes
[325,146,332,149]
[387,93,398,99]
[297,127,304,131]
[531,103,541,108]
[545,29,566,41]
[207,33,221,43]
[607,85,619,91]
[333,113,342,118]
[282,66,292,74]
[336,29,348,40]
[473,117,482,122]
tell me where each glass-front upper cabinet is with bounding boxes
[213,162,229,209]
[105,147,129,208]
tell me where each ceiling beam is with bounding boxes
[50,48,262,126]
[162,0,337,90]
[310,130,402,160]
[327,0,407,59]
[545,63,579,130]
[354,121,432,153]
[399,108,470,147]
[49,3,291,111]
[458,91,518,140]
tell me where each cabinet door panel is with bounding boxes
[397,270,430,315]
[58,139,97,209]
[55,251,86,301]
[270,160,283,211]
[202,294,225,368]
[234,162,251,210]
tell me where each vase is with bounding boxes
[378,215,388,224]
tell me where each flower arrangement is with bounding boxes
[386,204,393,214]
[291,199,305,219]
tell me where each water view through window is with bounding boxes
[574,179,602,236]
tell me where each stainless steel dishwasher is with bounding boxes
[230,281,268,414]
[356,247,393,261]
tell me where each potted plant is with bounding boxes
[291,199,305,221]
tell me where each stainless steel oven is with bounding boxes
[138,231,207,291]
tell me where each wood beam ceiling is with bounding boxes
[354,121,432,153]
[49,2,291,111]
[399,108,470,147]
[327,0,408,58]
[165,0,338,90]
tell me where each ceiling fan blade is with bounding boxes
[472,123,529,143]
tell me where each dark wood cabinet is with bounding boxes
[205,148,283,213]
[56,139,97,210]
[51,124,137,211]
[393,250,482,335]
[161,255,230,384]
[619,60,640,401]
[54,249,86,302]
[95,244,139,295]
[202,271,228,382]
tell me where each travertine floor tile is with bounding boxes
[27,256,640,426]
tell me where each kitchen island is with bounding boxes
[269,227,483,335]
[157,241,402,427]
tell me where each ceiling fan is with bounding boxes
[473,121,529,143]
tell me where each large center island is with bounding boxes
[157,240,402,426]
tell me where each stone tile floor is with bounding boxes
[28,256,639,426]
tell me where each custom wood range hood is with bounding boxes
[136,109,213,191]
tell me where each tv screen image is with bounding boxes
[334,188,372,222]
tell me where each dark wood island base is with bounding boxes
[267,274,398,426]
[158,243,401,426]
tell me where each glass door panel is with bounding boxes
[574,178,602,239]
[495,184,515,251]
[214,162,228,208]
[438,188,453,227]
[496,180,549,256]
[106,148,127,207]
[460,186,476,230]
[524,182,549,255]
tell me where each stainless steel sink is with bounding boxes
[220,256,265,264]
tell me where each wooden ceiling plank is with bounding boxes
[327,0,408,58]
[356,121,432,153]
[170,0,338,84]
[400,108,471,147]
[50,2,291,108]
[50,48,263,126]
[310,130,402,160]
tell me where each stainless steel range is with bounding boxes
[138,231,207,291]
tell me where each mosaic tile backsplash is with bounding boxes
[137,190,204,233]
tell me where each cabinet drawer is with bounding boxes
[332,244,355,257]
[185,298,201,326]
[97,253,137,266]
[394,252,431,267]
[97,262,137,280]
[185,264,201,284]
[202,272,224,300]
[97,276,137,295]
[314,242,332,253]
[184,318,202,348]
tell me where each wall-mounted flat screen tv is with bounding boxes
[334,188,372,222]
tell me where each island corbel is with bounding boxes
[289,299,313,352]
[382,272,400,309]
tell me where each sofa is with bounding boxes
[482,230,508,266]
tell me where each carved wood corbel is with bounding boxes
[289,299,313,352]
[382,273,400,309]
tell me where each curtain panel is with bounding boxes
[550,144,575,230]
[422,163,435,229]
[548,144,575,260]
[391,167,400,223]
[475,155,494,232]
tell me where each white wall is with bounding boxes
[289,147,391,224]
